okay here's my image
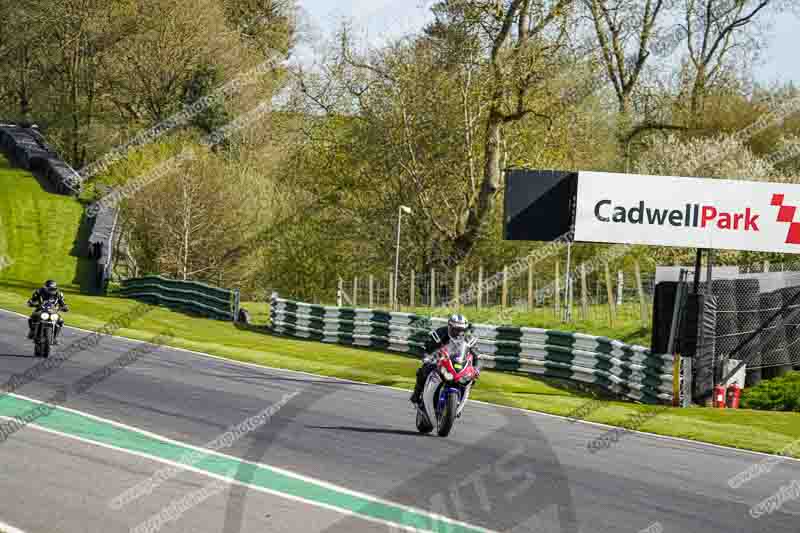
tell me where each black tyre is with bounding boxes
[42,328,53,358]
[415,409,433,434]
[437,391,459,437]
[33,342,41,357]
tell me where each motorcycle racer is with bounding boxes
[410,313,481,405]
[27,280,69,344]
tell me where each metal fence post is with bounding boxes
[353,277,358,306]
[581,263,589,320]
[555,261,561,317]
[389,271,395,310]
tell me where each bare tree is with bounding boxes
[682,0,773,119]
[460,0,576,258]
[584,0,667,117]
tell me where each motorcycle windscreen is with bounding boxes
[447,339,469,369]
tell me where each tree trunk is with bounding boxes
[690,65,707,122]
[70,36,81,165]
[454,114,502,258]
[17,47,32,120]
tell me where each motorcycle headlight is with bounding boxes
[40,312,49,320]
[441,370,454,381]
[50,313,59,321]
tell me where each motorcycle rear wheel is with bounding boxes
[416,409,433,434]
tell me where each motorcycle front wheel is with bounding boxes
[41,328,52,358]
[437,390,459,437]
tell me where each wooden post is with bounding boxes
[527,258,534,310]
[454,266,461,309]
[477,266,484,308]
[410,269,415,307]
[634,259,647,323]
[353,277,358,306]
[369,275,374,307]
[581,263,589,320]
[555,261,561,317]
[430,268,436,307]
[501,266,509,308]
[604,262,616,325]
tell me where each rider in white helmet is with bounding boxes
[410,313,480,405]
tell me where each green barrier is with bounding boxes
[118,276,239,321]
[270,293,673,404]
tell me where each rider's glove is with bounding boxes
[27,300,36,308]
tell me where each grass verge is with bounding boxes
[397,304,652,347]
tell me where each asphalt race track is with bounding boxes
[0,308,799,533]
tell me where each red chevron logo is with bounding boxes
[772,194,800,244]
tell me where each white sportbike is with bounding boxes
[415,336,479,437]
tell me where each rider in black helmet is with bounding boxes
[410,313,480,405]
[27,280,69,344]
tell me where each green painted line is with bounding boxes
[0,395,490,533]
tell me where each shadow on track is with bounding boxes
[306,424,424,437]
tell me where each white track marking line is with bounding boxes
[0,519,29,533]
[1,306,798,464]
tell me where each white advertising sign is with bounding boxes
[574,171,800,254]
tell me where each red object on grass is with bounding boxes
[726,384,742,409]
[713,385,728,408]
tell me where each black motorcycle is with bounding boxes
[31,301,62,358]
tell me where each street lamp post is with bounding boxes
[395,205,412,311]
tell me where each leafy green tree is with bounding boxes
[181,64,232,139]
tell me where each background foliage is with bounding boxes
[1,0,799,303]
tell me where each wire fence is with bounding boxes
[696,261,800,379]
[335,264,656,326]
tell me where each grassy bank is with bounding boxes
[0,155,93,292]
